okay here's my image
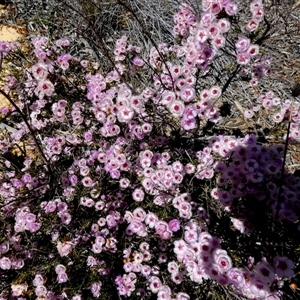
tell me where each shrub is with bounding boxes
[0,1,300,299]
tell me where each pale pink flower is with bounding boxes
[33,274,44,286]
[91,282,102,298]
[237,52,250,65]
[132,207,147,221]
[174,240,188,256]
[57,241,73,257]
[11,283,28,297]
[155,221,172,239]
[231,217,251,234]
[132,188,145,202]
[227,267,245,286]
[55,264,66,274]
[133,57,144,66]
[169,100,185,117]
[0,241,9,254]
[176,292,190,300]
[31,63,48,80]
[148,276,162,293]
[273,256,294,278]
[35,285,47,297]
[168,219,181,232]
[35,80,55,98]
[180,85,195,102]
[145,212,158,228]
[249,279,270,299]
[213,249,232,272]
[246,19,259,32]
[0,257,11,270]
[57,272,68,283]
[168,261,179,274]
[254,260,275,283]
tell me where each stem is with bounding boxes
[117,0,176,92]
[0,89,51,172]
[273,97,294,244]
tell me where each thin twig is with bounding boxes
[0,89,51,172]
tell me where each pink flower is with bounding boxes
[227,267,245,286]
[35,284,47,297]
[55,264,66,274]
[82,176,94,187]
[31,63,48,80]
[168,261,179,274]
[33,274,44,286]
[169,100,185,117]
[178,201,192,219]
[168,219,181,232]
[80,197,95,207]
[133,57,144,66]
[208,23,219,38]
[0,41,11,52]
[273,256,294,278]
[11,284,28,297]
[110,169,120,179]
[184,229,198,244]
[225,1,238,15]
[148,276,162,294]
[35,80,55,99]
[0,257,11,270]
[145,212,158,228]
[133,207,147,221]
[212,35,225,48]
[0,241,9,254]
[57,241,73,257]
[155,221,172,239]
[213,249,232,272]
[181,116,197,131]
[117,106,134,123]
[217,18,230,33]
[174,240,188,256]
[230,217,250,234]
[254,260,275,283]
[176,292,190,300]
[119,178,130,189]
[247,44,259,57]
[249,279,270,299]
[180,85,195,102]
[246,19,259,32]
[127,220,147,237]
[57,272,68,283]
[209,86,222,99]
[235,36,251,53]
[132,188,145,202]
[27,222,41,233]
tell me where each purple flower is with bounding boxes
[168,219,181,232]
[82,176,94,187]
[57,272,68,283]
[11,283,28,297]
[35,80,55,99]
[273,256,294,278]
[0,257,11,270]
[91,282,102,298]
[33,274,44,286]
[133,57,144,66]
[0,241,9,254]
[31,63,48,80]
[57,241,73,257]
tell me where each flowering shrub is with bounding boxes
[0,1,299,299]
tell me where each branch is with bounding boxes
[0,89,51,173]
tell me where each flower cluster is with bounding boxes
[0,1,298,300]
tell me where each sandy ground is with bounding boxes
[0,5,22,109]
